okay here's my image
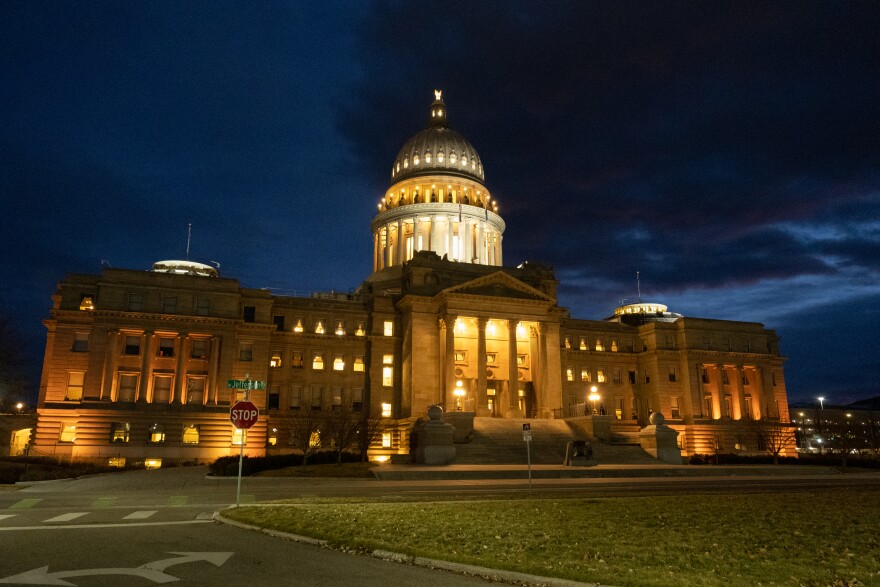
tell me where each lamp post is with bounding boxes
[588,386,601,416]
[817,397,825,455]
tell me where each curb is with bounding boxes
[214,510,615,587]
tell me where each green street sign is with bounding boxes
[226,379,266,390]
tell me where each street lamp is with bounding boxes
[15,402,24,413]
[817,397,825,455]
[588,385,601,415]
[453,380,465,411]
[818,396,825,410]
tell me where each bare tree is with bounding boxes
[749,419,798,464]
[288,409,324,466]
[0,317,31,412]
[357,407,387,463]
[324,404,362,465]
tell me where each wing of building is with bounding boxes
[31,92,792,466]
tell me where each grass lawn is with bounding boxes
[224,489,879,587]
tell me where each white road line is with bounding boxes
[43,512,89,523]
[0,519,212,531]
[0,514,17,522]
[122,510,158,520]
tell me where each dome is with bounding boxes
[390,90,485,185]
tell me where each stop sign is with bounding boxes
[230,400,259,429]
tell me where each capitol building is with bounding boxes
[31,92,792,466]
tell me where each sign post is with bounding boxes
[228,376,262,507]
[522,423,532,493]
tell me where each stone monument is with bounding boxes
[638,412,682,464]
[414,405,456,465]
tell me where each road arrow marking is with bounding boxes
[0,552,232,585]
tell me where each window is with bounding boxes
[273,315,285,331]
[665,335,675,350]
[162,296,177,313]
[744,395,753,419]
[742,371,750,386]
[232,428,246,446]
[579,337,587,351]
[312,353,324,370]
[566,368,574,382]
[291,386,302,410]
[384,320,394,336]
[382,364,393,387]
[268,386,280,410]
[59,423,77,442]
[613,368,621,384]
[595,339,604,352]
[191,339,208,359]
[581,369,591,382]
[454,350,467,363]
[641,339,648,352]
[186,378,205,405]
[111,422,130,443]
[79,295,95,311]
[311,386,323,410]
[670,397,681,419]
[149,423,165,443]
[381,402,392,417]
[355,322,365,336]
[597,369,606,383]
[722,337,730,351]
[611,339,618,352]
[701,368,709,384]
[333,354,345,371]
[382,432,392,448]
[564,337,571,349]
[128,293,143,311]
[117,373,138,402]
[124,335,141,355]
[66,371,85,400]
[353,355,364,372]
[352,388,363,411]
[704,396,713,419]
[335,321,346,336]
[485,352,497,365]
[291,351,303,368]
[72,332,89,352]
[182,425,200,444]
[158,338,174,358]
[293,319,304,333]
[721,370,729,385]
[668,367,677,382]
[615,398,624,420]
[725,395,733,417]
[626,339,634,353]
[239,343,253,362]
[517,354,527,365]
[644,373,651,384]
[243,306,256,322]
[152,375,172,404]
[270,351,282,368]
[196,298,210,316]
[314,320,325,334]
[332,388,343,410]
[628,370,636,384]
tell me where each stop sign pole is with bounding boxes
[228,378,261,507]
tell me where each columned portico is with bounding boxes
[507,319,521,417]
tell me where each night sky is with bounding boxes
[2,2,878,407]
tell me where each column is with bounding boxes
[447,216,455,260]
[137,332,154,402]
[732,365,746,420]
[173,334,187,404]
[476,317,488,406]
[443,315,456,409]
[497,234,503,266]
[477,222,486,264]
[396,219,404,265]
[208,336,220,405]
[751,366,765,418]
[537,322,549,413]
[428,216,435,253]
[100,330,119,400]
[507,319,520,416]
[717,364,728,418]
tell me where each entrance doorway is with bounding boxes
[487,386,498,417]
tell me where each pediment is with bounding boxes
[440,271,554,302]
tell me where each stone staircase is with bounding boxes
[452,418,657,465]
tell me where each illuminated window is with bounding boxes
[597,369,606,383]
[312,353,324,371]
[186,378,205,404]
[72,332,89,352]
[382,366,393,387]
[595,339,604,352]
[454,351,466,363]
[381,402,392,417]
[191,339,208,359]
[79,295,95,311]
[333,354,345,371]
[117,373,138,402]
[566,368,574,382]
[581,369,591,382]
[59,423,76,442]
[579,337,587,351]
[293,319,304,333]
[66,371,84,401]
[162,296,177,313]
[485,352,497,365]
[611,339,619,352]
[270,351,282,368]
[355,322,365,336]
[124,335,140,355]
[149,424,165,443]
[144,459,162,469]
[239,343,253,362]
[111,422,130,443]
[335,321,346,336]
[158,338,175,358]
[196,298,210,316]
[353,356,364,372]
[232,428,246,446]
[128,293,143,311]
[517,354,526,365]
[315,320,325,334]
[382,432,392,448]
[671,397,681,419]
[384,320,394,336]
[668,367,677,382]
[291,351,303,368]
[267,428,278,446]
[152,375,172,403]
[564,337,571,349]
[182,425,200,444]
